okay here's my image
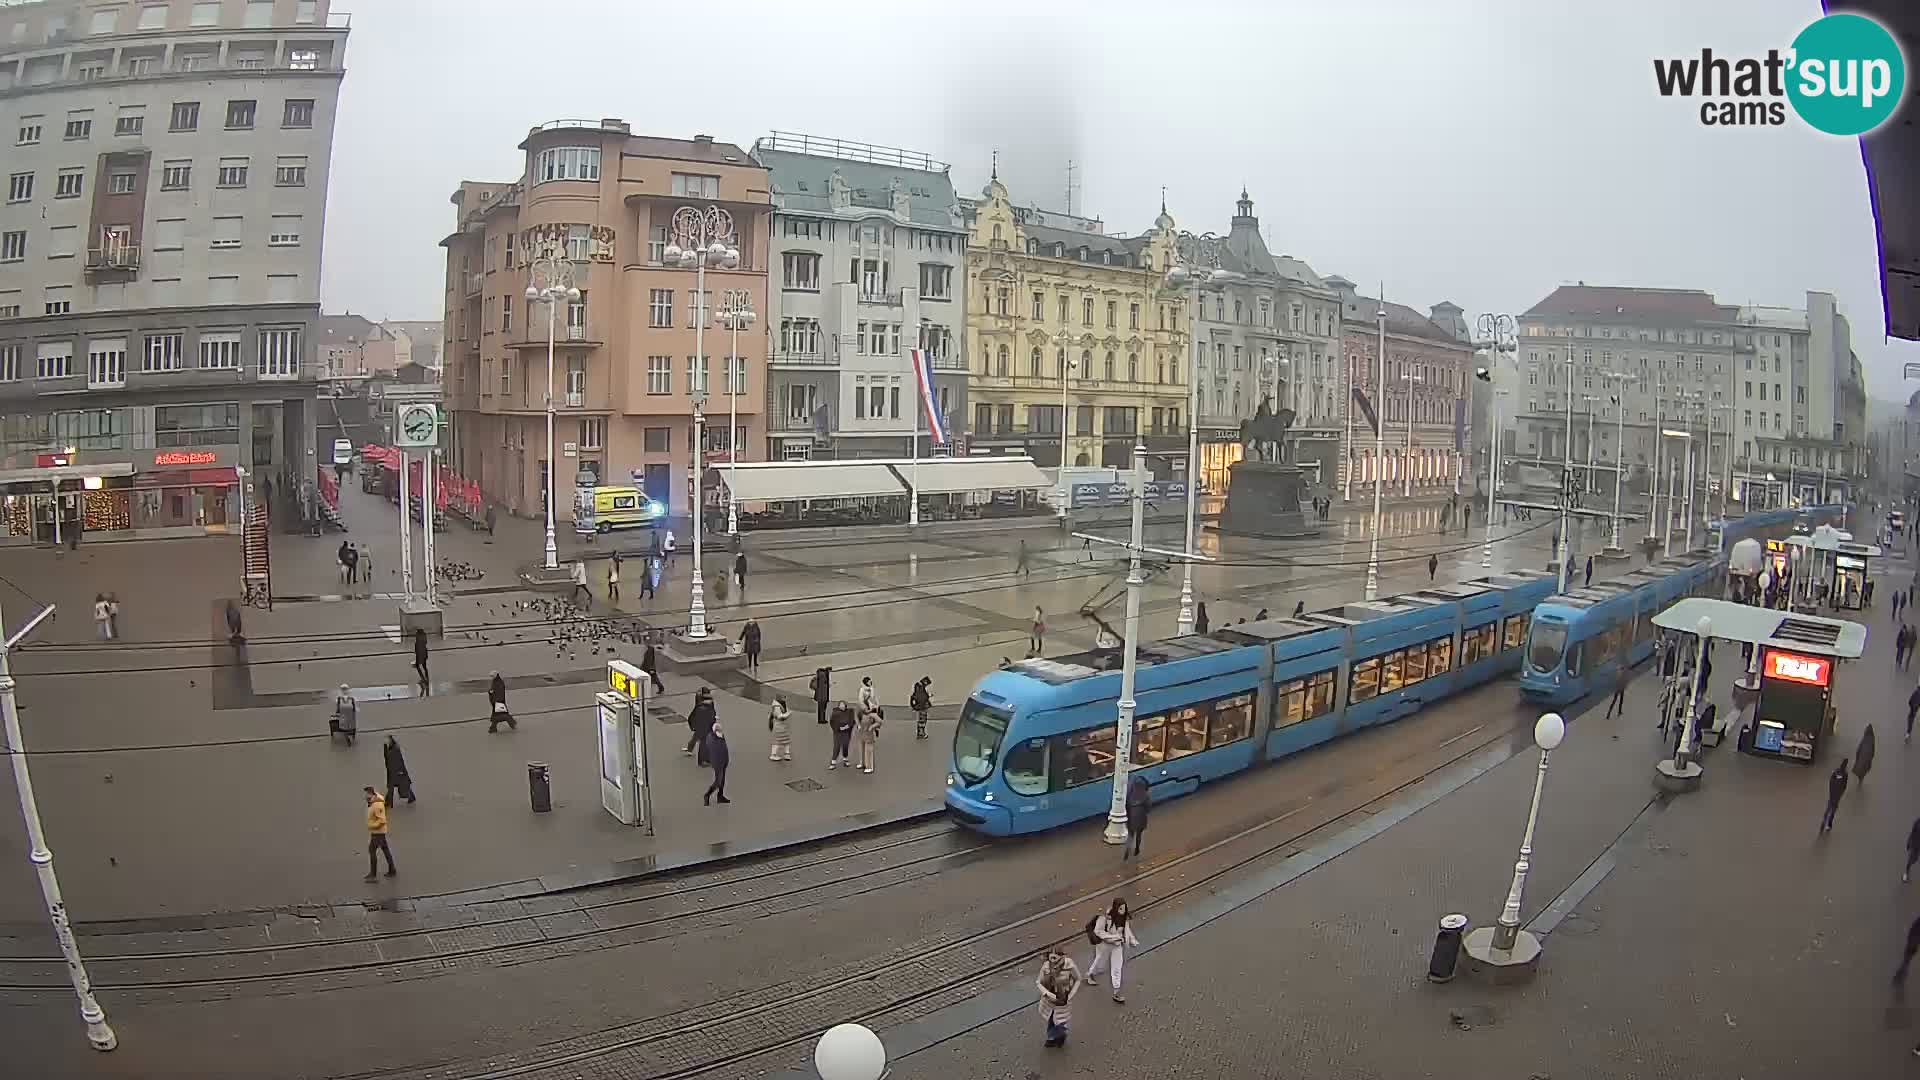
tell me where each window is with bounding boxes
[1276,669,1338,728]
[687,288,710,326]
[1058,295,1069,322]
[108,171,136,195]
[1129,302,1140,330]
[209,215,241,249]
[725,353,745,396]
[115,113,144,137]
[648,289,672,328]
[6,173,29,202]
[0,344,18,381]
[646,354,672,394]
[282,99,314,128]
[685,354,708,397]
[780,317,822,356]
[855,378,867,419]
[142,333,184,372]
[1163,705,1208,759]
[267,217,300,246]
[5,230,31,260]
[1106,300,1117,328]
[1032,291,1044,320]
[1461,622,1499,665]
[257,327,301,378]
[64,114,92,140]
[287,49,318,71]
[643,426,670,452]
[535,146,601,184]
[781,252,820,291]
[670,173,720,198]
[198,333,241,369]
[138,5,168,29]
[17,119,42,145]
[225,100,256,129]
[1502,612,1530,650]
[1049,726,1115,791]
[87,339,126,387]
[578,418,605,452]
[216,158,248,187]
[170,102,199,131]
[37,342,73,379]
[55,169,83,198]
[244,0,273,27]
[274,157,307,186]
[44,286,73,315]
[1083,297,1094,324]
[1206,693,1254,747]
[921,264,951,300]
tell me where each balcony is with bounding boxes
[565,391,584,408]
[926,353,965,371]
[85,244,140,273]
[567,325,586,341]
[770,351,835,368]
[464,273,483,298]
[858,290,904,308]
[769,411,829,434]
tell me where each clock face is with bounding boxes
[401,406,435,443]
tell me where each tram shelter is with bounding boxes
[1653,598,1865,767]
[1783,532,1882,611]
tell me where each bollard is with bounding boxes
[1428,913,1469,982]
[527,762,552,813]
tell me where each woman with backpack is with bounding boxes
[1083,897,1140,1003]
[909,676,932,740]
[1036,947,1081,1048]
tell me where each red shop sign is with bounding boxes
[1764,649,1831,687]
[153,450,218,467]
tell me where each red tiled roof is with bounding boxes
[1523,285,1736,321]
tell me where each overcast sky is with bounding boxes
[320,0,1918,400]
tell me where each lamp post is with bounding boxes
[1461,711,1564,979]
[1055,330,1076,521]
[1580,393,1598,503]
[1605,373,1626,553]
[1402,368,1422,499]
[664,205,740,643]
[2,597,116,1051]
[1365,296,1387,599]
[1165,235,1233,636]
[1655,614,1712,792]
[1473,313,1517,569]
[1479,384,1507,568]
[814,1023,887,1080]
[716,290,756,536]
[524,240,579,573]
[1648,371,1663,544]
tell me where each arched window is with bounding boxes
[995,345,1010,376]
[1055,243,1065,257]
[1056,348,1067,378]
[1142,255,1152,270]
[1127,352,1138,382]
[1027,238,1039,254]
[1233,384,1243,415]
[1101,250,1111,265]
[1030,347,1042,376]
[1074,452,1090,466]
[1104,351,1116,381]
[991,223,1003,242]
[1081,349,1093,377]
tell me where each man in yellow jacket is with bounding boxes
[363,786,396,882]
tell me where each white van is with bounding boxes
[332,438,354,466]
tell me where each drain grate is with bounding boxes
[785,777,826,792]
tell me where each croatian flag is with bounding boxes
[909,349,948,445]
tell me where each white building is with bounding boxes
[0,0,346,539]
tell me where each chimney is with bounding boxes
[694,133,714,145]
[601,118,629,133]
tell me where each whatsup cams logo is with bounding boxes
[1653,12,1906,135]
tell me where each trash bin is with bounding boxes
[1428,913,1469,982]
[527,762,552,813]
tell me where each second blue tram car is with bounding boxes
[945,571,1555,836]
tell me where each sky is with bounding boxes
[319,0,1919,401]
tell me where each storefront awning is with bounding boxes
[0,463,136,485]
[716,463,907,502]
[904,457,1051,495]
[131,467,239,487]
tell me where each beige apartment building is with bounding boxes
[442,119,770,521]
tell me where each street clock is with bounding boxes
[397,403,439,447]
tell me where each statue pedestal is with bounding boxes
[1215,460,1320,539]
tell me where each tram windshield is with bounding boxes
[954,698,1012,785]
[1528,621,1569,673]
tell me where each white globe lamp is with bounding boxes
[814,1023,887,1080]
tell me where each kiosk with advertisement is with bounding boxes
[597,660,653,831]
[1749,648,1839,762]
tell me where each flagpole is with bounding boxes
[910,350,921,527]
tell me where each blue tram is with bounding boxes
[945,570,1556,836]
[1515,504,1849,707]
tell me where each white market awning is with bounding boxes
[904,457,1051,495]
[1652,597,1866,658]
[715,462,906,502]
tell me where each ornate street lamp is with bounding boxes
[664,205,739,642]
[1165,232,1236,635]
[716,289,756,536]
[524,240,580,572]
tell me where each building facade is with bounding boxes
[1181,191,1344,491]
[442,121,771,521]
[963,172,1185,471]
[1330,277,1473,495]
[753,133,966,460]
[0,0,346,539]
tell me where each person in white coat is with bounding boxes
[857,675,876,713]
[1083,897,1140,1003]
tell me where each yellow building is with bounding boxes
[964,174,1188,470]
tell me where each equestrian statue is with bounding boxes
[1239,397,1295,463]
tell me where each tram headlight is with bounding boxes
[984,792,995,802]
[947,774,956,786]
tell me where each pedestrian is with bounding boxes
[828,701,856,769]
[332,683,357,746]
[1124,773,1149,859]
[104,592,122,639]
[733,549,747,591]
[360,544,374,586]
[703,721,731,804]
[663,527,678,568]
[1194,601,1209,634]
[484,502,497,535]
[1030,607,1046,657]
[1895,590,1904,621]
[338,540,354,585]
[607,551,621,602]
[734,618,760,671]
[640,556,657,600]
[1082,535,1094,562]
[412,628,430,685]
[383,735,415,807]
[1820,758,1849,831]
[1016,538,1031,575]
[1440,503,1451,531]
[344,543,359,587]
[712,564,730,603]
[363,787,396,882]
[1604,666,1628,719]
[570,559,592,605]
[225,600,244,644]
[768,695,792,761]
[1584,555,1594,587]
[1462,503,1471,532]
[858,675,876,714]
[1036,947,1081,1048]
[685,686,717,761]
[1906,816,1920,883]
[1910,684,1920,743]
[856,702,882,774]
[1854,723,1876,785]
[1084,897,1140,1003]
[1427,554,1438,582]
[92,593,112,640]
[1897,914,1920,987]
[910,676,932,739]
[487,670,517,732]
[1292,600,1305,618]
[811,666,831,726]
[639,642,665,693]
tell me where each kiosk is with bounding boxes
[1784,532,1881,612]
[598,659,654,831]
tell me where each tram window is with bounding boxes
[1351,657,1382,702]
[1004,738,1048,796]
[1277,669,1337,727]
[1208,693,1254,748]
[1428,636,1454,675]
[1402,643,1428,684]
[1379,650,1406,693]
[1050,727,1115,791]
[1529,621,1569,671]
[1503,613,1531,650]
[1165,705,1208,758]
[1133,716,1168,767]
[1566,643,1583,677]
[1462,622,1498,664]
